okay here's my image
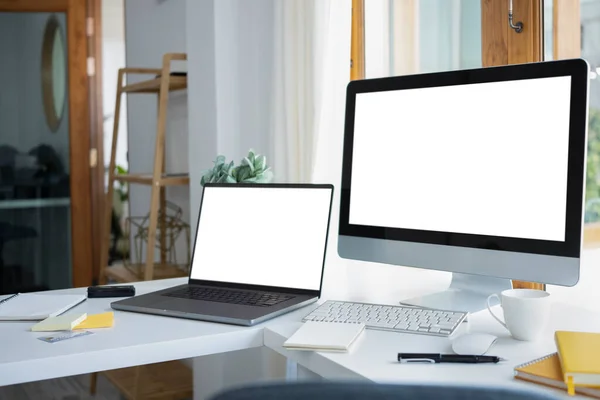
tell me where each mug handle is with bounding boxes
[486,293,507,330]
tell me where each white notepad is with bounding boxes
[283,322,366,352]
[0,293,87,321]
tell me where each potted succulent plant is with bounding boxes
[200,149,273,185]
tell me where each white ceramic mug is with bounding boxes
[486,289,551,341]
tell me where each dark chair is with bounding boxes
[209,382,560,400]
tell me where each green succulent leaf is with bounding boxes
[241,157,255,173]
[237,166,250,182]
[256,169,273,183]
[255,155,266,172]
[200,150,273,186]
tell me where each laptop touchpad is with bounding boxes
[150,298,236,316]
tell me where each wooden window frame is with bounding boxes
[350,0,365,81]
[481,0,542,66]
[88,0,104,285]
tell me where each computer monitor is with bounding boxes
[339,59,590,312]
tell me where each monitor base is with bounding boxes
[400,273,512,313]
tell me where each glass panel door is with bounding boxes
[0,12,72,293]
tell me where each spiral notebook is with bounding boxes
[515,353,600,398]
[0,293,87,321]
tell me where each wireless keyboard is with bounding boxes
[302,300,468,337]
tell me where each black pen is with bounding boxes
[397,353,506,364]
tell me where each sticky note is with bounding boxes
[73,312,114,329]
[31,313,87,332]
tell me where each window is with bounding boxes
[352,0,482,81]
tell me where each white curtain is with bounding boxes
[310,1,352,185]
[271,1,315,183]
[306,1,353,298]
[271,0,353,298]
[271,0,352,184]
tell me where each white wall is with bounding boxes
[0,13,69,170]
[102,0,128,170]
[185,0,218,233]
[124,0,190,263]
[187,0,275,233]
[215,0,275,165]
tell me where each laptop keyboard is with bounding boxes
[163,287,294,307]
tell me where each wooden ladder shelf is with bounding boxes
[100,52,189,284]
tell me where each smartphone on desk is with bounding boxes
[88,285,135,298]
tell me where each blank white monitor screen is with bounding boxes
[350,76,572,242]
[190,186,332,290]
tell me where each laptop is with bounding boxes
[111,183,334,326]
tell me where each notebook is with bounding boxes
[31,313,87,332]
[515,353,600,398]
[283,321,365,352]
[0,293,87,321]
[74,312,114,329]
[555,331,600,395]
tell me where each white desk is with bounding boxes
[265,302,600,398]
[0,278,306,387]
[2,278,599,400]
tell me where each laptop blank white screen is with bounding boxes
[190,186,332,291]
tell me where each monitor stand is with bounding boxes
[399,273,512,313]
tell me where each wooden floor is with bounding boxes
[102,361,193,400]
[0,361,194,400]
[0,373,121,400]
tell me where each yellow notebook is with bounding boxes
[555,331,600,396]
[515,353,600,398]
[73,312,114,329]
